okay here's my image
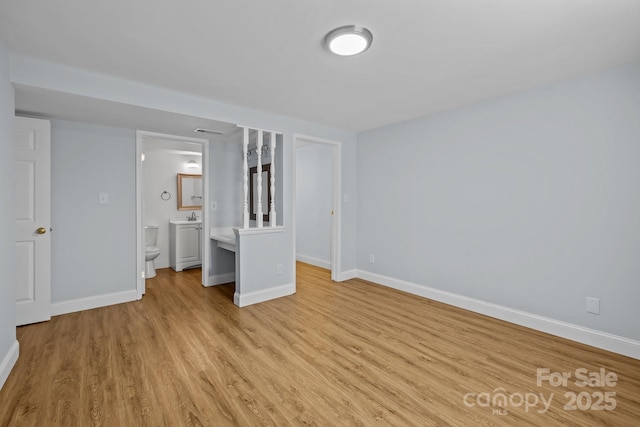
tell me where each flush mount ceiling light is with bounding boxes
[187,160,199,168]
[324,25,373,56]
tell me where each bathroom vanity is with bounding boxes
[169,220,202,272]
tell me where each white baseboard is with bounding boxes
[0,340,19,391]
[357,269,640,360]
[296,254,331,270]
[337,269,357,282]
[205,273,236,287]
[234,283,295,308]
[51,290,137,316]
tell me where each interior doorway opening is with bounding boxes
[135,131,209,298]
[293,134,342,282]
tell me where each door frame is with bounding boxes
[135,130,209,298]
[292,134,342,282]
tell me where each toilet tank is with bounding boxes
[145,226,158,246]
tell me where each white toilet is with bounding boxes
[145,226,161,279]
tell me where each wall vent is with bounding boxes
[194,128,224,135]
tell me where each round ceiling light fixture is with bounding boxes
[324,25,373,56]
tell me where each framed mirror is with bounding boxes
[177,173,203,210]
[250,165,270,221]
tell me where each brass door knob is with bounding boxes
[36,227,47,235]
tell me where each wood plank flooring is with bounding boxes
[1,262,639,426]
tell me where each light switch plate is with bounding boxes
[99,192,109,204]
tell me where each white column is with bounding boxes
[269,131,276,226]
[256,130,264,228]
[242,127,249,229]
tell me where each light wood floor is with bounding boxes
[1,263,639,426]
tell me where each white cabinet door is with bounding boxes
[15,116,51,326]
[170,222,202,271]
[176,224,201,263]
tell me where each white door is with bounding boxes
[14,116,51,326]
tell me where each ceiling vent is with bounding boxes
[194,128,224,135]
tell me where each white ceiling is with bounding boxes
[2,0,640,132]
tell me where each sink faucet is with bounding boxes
[189,212,197,221]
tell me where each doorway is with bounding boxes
[135,131,209,298]
[293,134,342,282]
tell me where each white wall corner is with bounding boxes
[296,254,331,270]
[0,340,19,391]
[205,273,236,287]
[356,269,640,360]
[234,283,295,307]
[51,290,137,316]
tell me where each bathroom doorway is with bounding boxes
[293,134,342,282]
[135,131,208,298]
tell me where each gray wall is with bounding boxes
[209,137,243,228]
[0,39,16,379]
[10,56,359,286]
[208,136,242,279]
[357,61,640,341]
[296,143,333,265]
[51,120,136,302]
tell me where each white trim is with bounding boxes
[296,254,331,270]
[201,138,210,289]
[236,124,283,135]
[0,340,19,391]
[292,134,342,283]
[337,269,357,282]
[51,290,137,316]
[136,130,212,144]
[234,226,284,236]
[206,273,236,286]
[357,269,640,360]
[135,135,144,299]
[331,142,342,282]
[234,283,295,307]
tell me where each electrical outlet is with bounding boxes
[586,297,600,315]
[276,264,283,275]
[343,193,349,203]
[369,254,375,264]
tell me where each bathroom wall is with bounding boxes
[296,143,333,268]
[357,61,640,341]
[142,139,202,269]
[0,38,17,389]
[51,119,136,302]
